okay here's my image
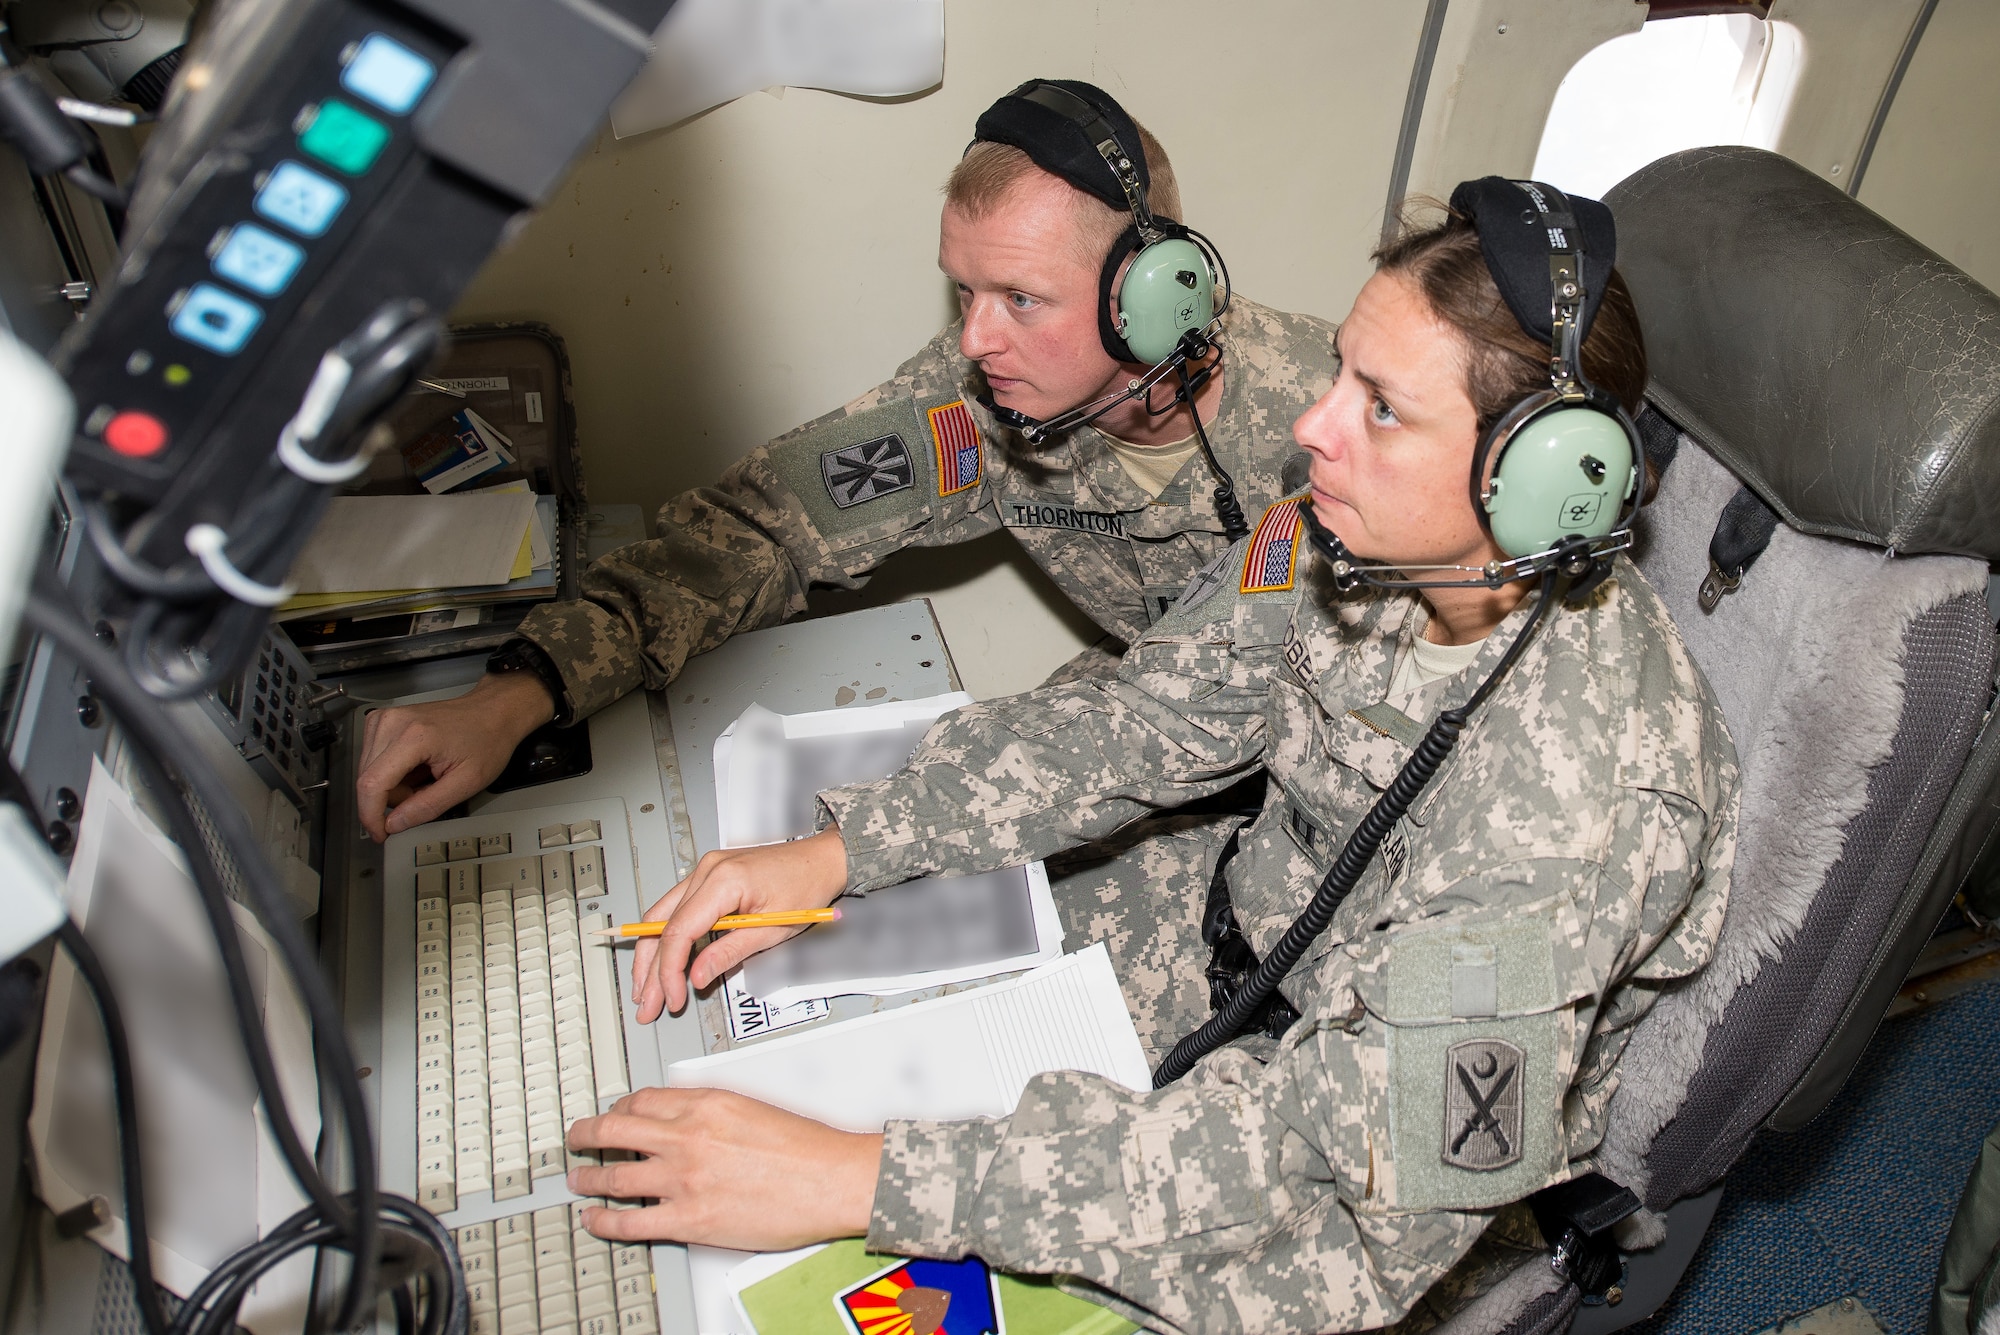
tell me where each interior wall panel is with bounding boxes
[1854,0,2000,294]
[1402,0,1644,206]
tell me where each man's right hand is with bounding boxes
[355,671,557,842]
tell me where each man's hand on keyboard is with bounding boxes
[633,828,849,1022]
[565,1087,880,1251]
[356,672,556,840]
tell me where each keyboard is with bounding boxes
[381,799,668,1335]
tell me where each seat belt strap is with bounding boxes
[1698,485,1781,612]
[1527,1172,1641,1300]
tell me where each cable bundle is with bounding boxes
[26,577,466,1335]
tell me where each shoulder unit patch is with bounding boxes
[1241,496,1306,593]
[927,399,982,497]
[1442,1038,1525,1172]
[820,433,914,509]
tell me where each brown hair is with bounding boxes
[945,120,1182,267]
[1373,202,1648,431]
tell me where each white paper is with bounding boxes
[715,695,970,850]
[741,862,1062,1008]
[28,760,319,1334]
[285,491,537,594]
[469,479,555,570]
[611,0,944,138]
[672,944,1148,1334]
[713,693,1062,1005]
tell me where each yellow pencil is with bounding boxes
[591,908,841,938]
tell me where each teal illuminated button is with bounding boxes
[211,223,305,295]
[299,99,390,175]
[341,34,435,115]
[255,161,347,237]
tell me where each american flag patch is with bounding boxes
[928,399,982,497]
[1241,497,1305,593]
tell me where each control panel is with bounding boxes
[60,11,453,497]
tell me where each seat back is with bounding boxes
[1442,147,2000,1335]
[1593,147,2000,1223]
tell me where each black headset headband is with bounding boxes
[1448,177,1617,356]
[972,79,1160,240]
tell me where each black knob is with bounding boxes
[53,788,80,821]
[45,820,73,855]
[76,695,100,728]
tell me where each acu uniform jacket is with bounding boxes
[513,297,1339,720]
[816,500,1741,1335]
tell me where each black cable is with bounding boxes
[54,919,171,1335]
[1175,353,1249,542]
[1153,572,1562,1086]
[22,584,385,1329]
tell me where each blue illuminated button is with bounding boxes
[211,223,305,296]
[341,33,435,115]
[253,161,348,238]
[169,283,264,355]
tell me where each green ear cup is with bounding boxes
[1116,237,1215,363]
[1481,405,1635,558]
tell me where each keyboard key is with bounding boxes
[448,836,478,861]
[415,841,446,867]
[618,1301,658,1334]
[569,847,605,898]
[539,824,569,849]
[580,913,630,1101]
[611,1247,649,1280]
[480,833,512,857]
[499,1302,539,1335]
[567,820,601,845]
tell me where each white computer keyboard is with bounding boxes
[381,800,667,1335]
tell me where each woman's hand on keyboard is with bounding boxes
[633,828,849,1021]
[566,1087,880,1249]
[356,671,556,840]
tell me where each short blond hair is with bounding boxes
[944,121,1182,267]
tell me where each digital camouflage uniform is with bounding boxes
[816,499,1740,1335]
[512,296,1338,715]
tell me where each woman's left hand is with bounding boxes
[566,1088,882,1252]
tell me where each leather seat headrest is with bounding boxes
[1605,146,2000,562]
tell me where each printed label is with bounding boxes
[1005,503,1126,536]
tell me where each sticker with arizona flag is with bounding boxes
[833,1255,1004,1335]
[928,399,982,497]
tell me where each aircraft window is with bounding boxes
[1532,14,1803,199]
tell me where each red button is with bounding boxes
[103,411,169,458]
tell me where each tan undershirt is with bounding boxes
[1102,429,1202,499]
[1387,612,1486,710]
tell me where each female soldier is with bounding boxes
[562,182,1739,1335]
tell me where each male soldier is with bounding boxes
[561,184,1741,1332]
[356,79,1340,874]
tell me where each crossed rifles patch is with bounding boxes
[1442,1038,1525,1171]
